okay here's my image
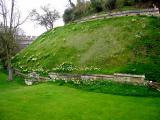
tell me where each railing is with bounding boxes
[75,8,159,23]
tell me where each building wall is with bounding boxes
[16,35,37,51]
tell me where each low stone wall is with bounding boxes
[15,69,160,91]
[114,73,145,84]
[48,73,145,84]
[14,69,145,85]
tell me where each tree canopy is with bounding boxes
[31,5,60,30]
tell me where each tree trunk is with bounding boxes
[154,1,160,13]
[158,7,160,13]
[156,4,160,13]
[8,62,13,81]
[69,0,75,8]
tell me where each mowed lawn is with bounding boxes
[0,72,160,120]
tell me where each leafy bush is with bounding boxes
[104,0,117,10]
[90,0,103,12]
[63,1,93,23]
[123,0,135,6]
[63,8,75,24]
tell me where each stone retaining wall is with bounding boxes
[15,69,160,91]
[48,73,145,84]
[14,69,145,85]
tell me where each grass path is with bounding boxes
[0,72,160,120]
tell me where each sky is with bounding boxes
[15,0,77,36]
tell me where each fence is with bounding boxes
[75,8,159,23]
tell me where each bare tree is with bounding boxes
[136,0,160,13]
[0,0,30,80]
[31,5,60,31]
[153,0,160,13]
[68,0,75,8]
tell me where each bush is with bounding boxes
[115,0,125,8]
[90,0,103,12]
[104,0,117,10]
[123,0,135,6]
[63,1,93,23]
[63,8,75,24]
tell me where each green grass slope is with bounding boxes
[13,16,160,81]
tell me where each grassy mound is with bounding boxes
[13,16,160,82]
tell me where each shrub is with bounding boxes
[90,0,103,12]
[63,1,93,23]
[63,8,75,24]
[123,0,135,6]
[104,0,117,10]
